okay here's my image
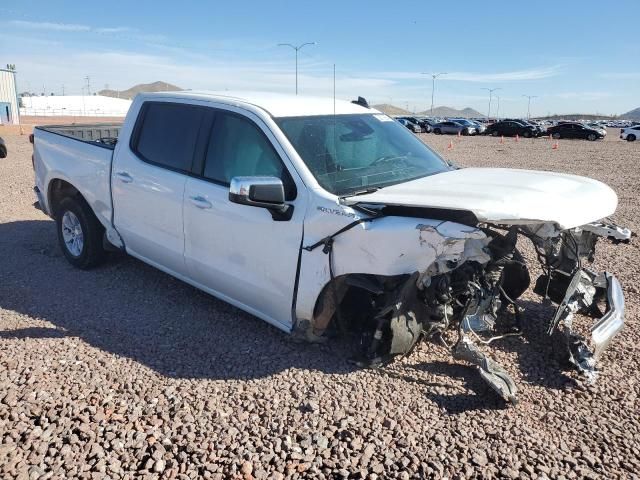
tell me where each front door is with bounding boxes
[183,108,306,329]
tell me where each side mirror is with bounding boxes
[229,176,292,221]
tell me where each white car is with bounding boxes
[31,91,631,404]
[620,125,640,141]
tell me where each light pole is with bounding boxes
[495,95,500,121]
[422,72,447,116]
[481,87,501,120]
[522,95,537,120]
[277,42,316,95]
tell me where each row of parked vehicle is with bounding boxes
[394,116,625,141]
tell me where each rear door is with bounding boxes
[183,107,306,330]
[112,101,208,275]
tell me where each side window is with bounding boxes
[203,112,296,199]
[133,102,205,171]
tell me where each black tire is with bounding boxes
[434,128,441,135]
[491,130,499,137]
[552,132,561,139]
[523,130,532,138]
[587,133,597,141]
[56,196,106,269]
[627,134,636,142]
[462,128,470,136]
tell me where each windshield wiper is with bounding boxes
[338,186,381,201]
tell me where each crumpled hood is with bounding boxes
[345,167,618,229]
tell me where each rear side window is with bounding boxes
[203,112,296,199]
[133,102,205,171]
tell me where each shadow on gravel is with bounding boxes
[0,326,67,339]
[0,220,357,380]
[404,361,508,414]
[0,220,577,400]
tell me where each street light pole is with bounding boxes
[422,72,447,116]
[495,95,500,121]
[481,87,501,120]
[522,95,537,120]
[277,42,316,95]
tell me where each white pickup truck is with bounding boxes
[32,91,631,403]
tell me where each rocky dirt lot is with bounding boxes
[1,128,639,479]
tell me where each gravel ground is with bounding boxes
[1,128,639,479]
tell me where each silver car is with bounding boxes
[432,120,476,135]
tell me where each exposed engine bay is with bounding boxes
[308,218,631,405]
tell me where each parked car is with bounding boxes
[396,118,422,133]
[586,123,607,137]
[449,119,481,135]
[31,91,630,404]
[546,122,605,141]
[398,116,432,133]
[0,137,6,158]
[484,120,538,138]
[432,121,473,135]
[620,125,640,141]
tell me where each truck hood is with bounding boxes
[345,167,618,229]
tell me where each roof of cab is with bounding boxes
[136,90,380,118]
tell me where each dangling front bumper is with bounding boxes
[549,270,624,381]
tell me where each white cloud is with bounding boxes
[10,20,91,32]
[372,65,562,83]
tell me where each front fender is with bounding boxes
[295,211,490,327]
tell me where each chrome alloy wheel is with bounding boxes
[61,211,84,257]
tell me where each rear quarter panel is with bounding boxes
[34,128,114,228]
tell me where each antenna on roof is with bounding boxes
[351,96,370,109]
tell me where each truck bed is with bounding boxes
[33,124,118,231]
[36,123,123,148]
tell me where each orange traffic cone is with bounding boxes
[500,135,504,144]
[19,126,24,135]
[552,141,558,150]
[447,139,453,150]
[515,134,519,143]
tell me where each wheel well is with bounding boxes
[310,273,407,336]
[48,179,81,218]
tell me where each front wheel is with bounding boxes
[56,197,106,269]
[434,128,441,135]
[491,130,499,137]
[587,133,597,141]
[523,130,532,138]
[627,134,636,142]
[552,132,561,139]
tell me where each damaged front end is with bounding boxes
[312,218,630,405]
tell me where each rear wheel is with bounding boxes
[627,134,636,142]
[434,128,441,135]
[56,196,106,269]
[523,130,532,138]
[587,133,597,141]
[552,132,561,139]
[491,130,499,137]
[462,128,470,136]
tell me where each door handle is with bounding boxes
[189,195,212,209]
[115,171,133,183]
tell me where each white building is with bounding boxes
[20,95,132,117]
[0,67,19,125]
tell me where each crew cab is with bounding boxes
[32,92,631,404]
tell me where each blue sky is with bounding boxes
[1,0,638,116]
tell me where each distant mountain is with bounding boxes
[99,81,182,100]
[418,106,484,118]
[372,104,412,116]
[621,107,640,120]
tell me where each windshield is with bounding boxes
[276,114,451,196]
